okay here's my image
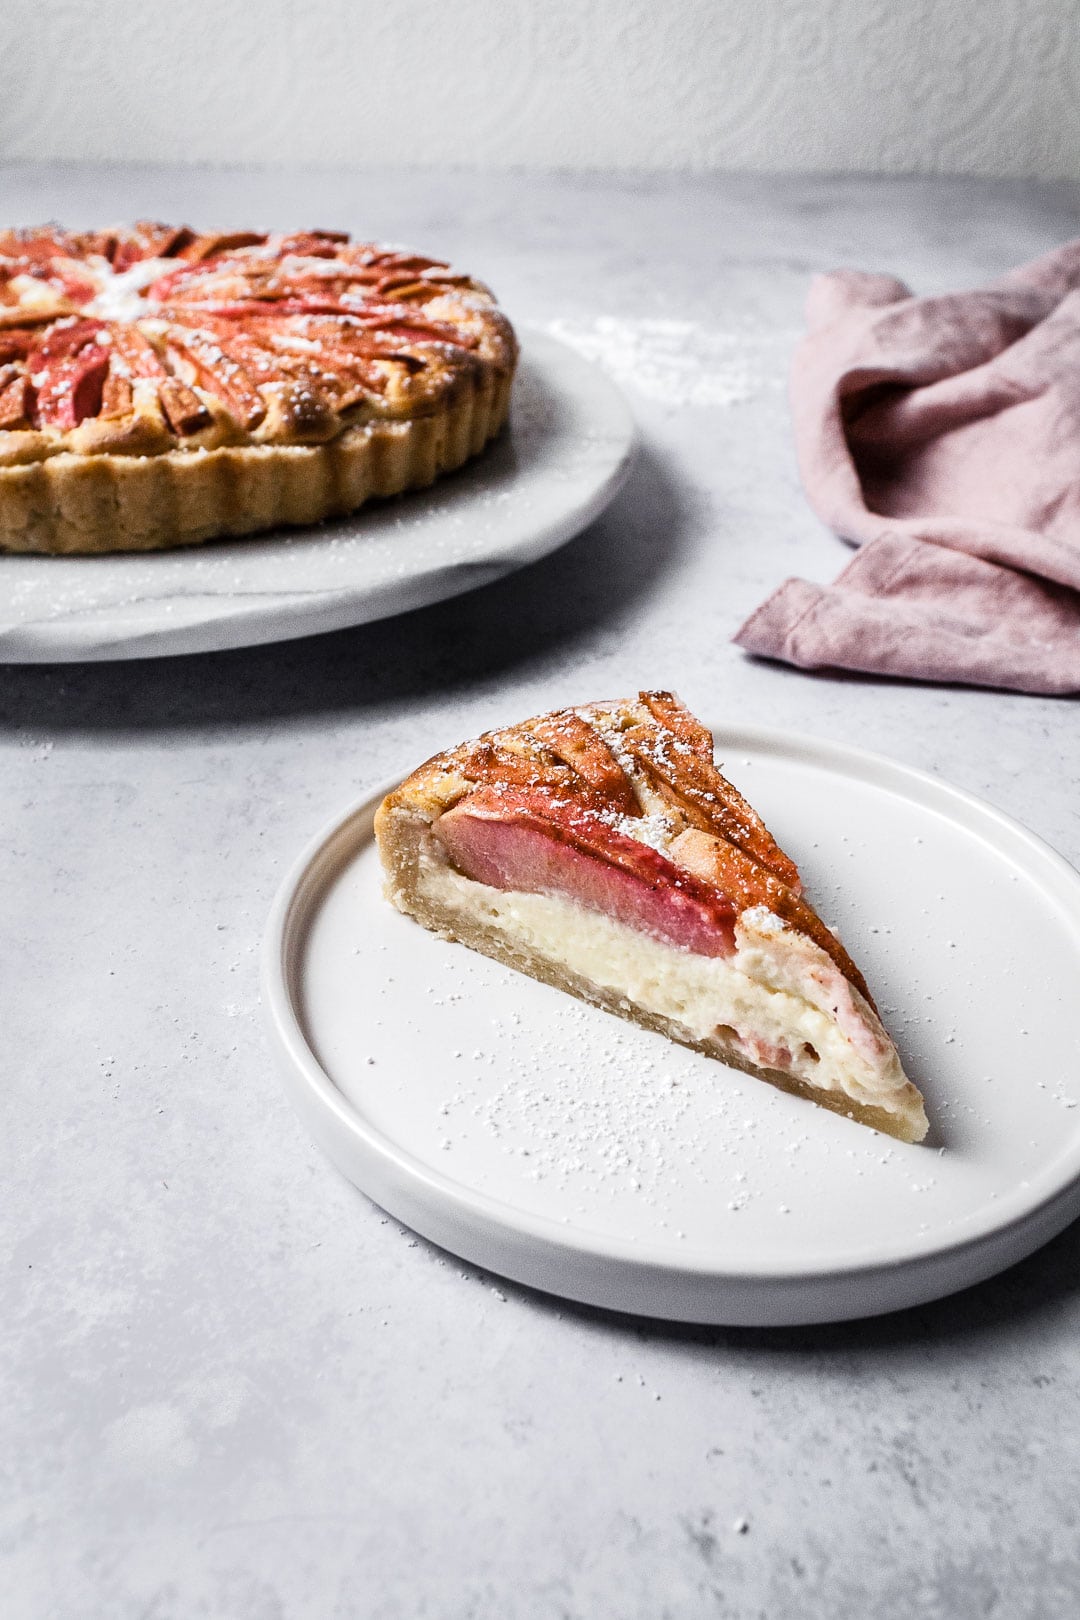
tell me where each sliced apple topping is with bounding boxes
[0,370,31,430]
[31,319,111,428]
[639,688,715,759]
[157,377,211,436]
[453,735,582,798]
[0,223,512,451]
[98,372,133,420]
[276,230,349,257]
[106,322,169,379]
[177,230,267,264]
[404,693,881,1000]
[617,700,802,893]
[110,222,196,273]
[670,826,869,1002]
[434,785,737,958]
[527,709,641,816]
[0,329,36,362]
[161,324,267,430]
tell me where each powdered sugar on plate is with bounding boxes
[546,315,777,408]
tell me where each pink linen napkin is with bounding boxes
[734,243,1080,695]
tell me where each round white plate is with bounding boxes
[262,727,1080,1326]
[0,332,634,663]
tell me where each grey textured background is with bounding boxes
[4,164,1080,1619]
[4,1,1080,178]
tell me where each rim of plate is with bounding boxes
[261,725,1080,1291]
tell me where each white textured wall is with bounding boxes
[6,0,1080,177]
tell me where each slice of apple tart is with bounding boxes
[0,222,515,553]
[375,692,928,1143]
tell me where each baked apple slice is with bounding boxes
[375,693,928,1144]
[435,785,739,959]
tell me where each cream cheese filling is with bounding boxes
[417,849,909,1117]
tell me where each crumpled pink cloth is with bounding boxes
[735,242,1080,695]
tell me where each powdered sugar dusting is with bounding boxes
[547,315,763,407]
[84,256,175,322]
[426,1000,766,1223]
[608,809,674,850]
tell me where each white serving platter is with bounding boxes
[262,726,1080,1326]
[0,331,634,662]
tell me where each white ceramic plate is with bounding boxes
[0,332,634,663]
[262,726,1080,1325]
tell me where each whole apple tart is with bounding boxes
[0,222,517,554]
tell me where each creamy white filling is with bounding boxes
[418,851,908,1116]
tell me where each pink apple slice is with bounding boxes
[433,785,737,958]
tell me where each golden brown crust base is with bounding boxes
[0,364,512,554]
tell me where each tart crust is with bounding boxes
[0,366,511,555]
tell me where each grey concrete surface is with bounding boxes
[3,165,1080,1620]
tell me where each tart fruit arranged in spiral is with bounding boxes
[0,223,516,553]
